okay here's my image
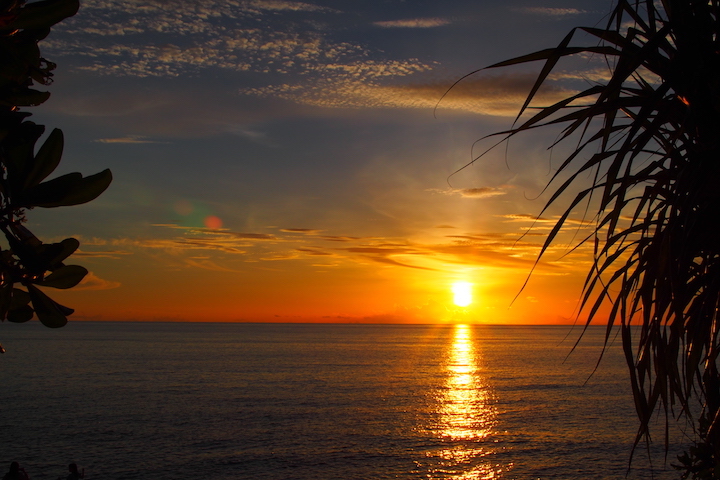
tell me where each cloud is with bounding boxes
[152,225,278,240]
[46,0,581,118]
[73,271,121,290]
[430,187,508,198]
[343,245,416,255]
[319,235,364,242]
[183,258,240,271]
[45,1,378,79]
[246,73,574,115]
[73,248,131,259]
[44,0,453,122]
[373,18,451,28]
[97,222,591,275]
[499,213,597,228]
[224,232,278,240]
[249,0,333,13]
[281,228,323,234]
[364,256,437,270]
[550,68,612,83]
[501,213,552,223]
[94,135,167,144]
[295,247,333,256]
[515,7,589,16]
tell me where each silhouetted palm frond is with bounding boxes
[457,1,720,474]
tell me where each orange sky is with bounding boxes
[21,0,612,324]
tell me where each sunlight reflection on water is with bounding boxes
[426,324,505,479]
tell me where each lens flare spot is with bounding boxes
[204,215,223,229]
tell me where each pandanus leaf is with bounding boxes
[40,265,87,289]
[17,168,112,208]
[449,2,720,465]
[27,284,71,328]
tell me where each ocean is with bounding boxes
[0,322,682,479]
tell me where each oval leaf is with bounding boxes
[41,237,79,269]
[40,264,87,289]
[10,288,31,309]
[7,304,33,323]
[27,284,69,328]
[0,283,12,320]
[17,168,112,208]
[25,127,63,189]
[8,0,79,32]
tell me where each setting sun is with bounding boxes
[452,282,473,307]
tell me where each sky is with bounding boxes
[23,0,616,324]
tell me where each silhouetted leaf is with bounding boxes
[17,168,112,208]
[3,88,50,107]
[27,284,69,328]
[0,282,11,320]
[40,264,87,289]
[24,127,63,189]
[6,0,79,32]
[7,305,33,323]
[10,288,31,309]
[39,237,79,269]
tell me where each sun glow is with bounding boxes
[452,282,473,307]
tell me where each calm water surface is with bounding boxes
[0,323,681,479]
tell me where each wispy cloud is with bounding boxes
[249,0,333,13]
[74,271,121,290]
[501,213,552,223]
[89,221,596,275]
[94,135,167,144]
[73,248,131,259]
[245,73,573,115]
[295,247,333,256]
[374,18,451,28]
[430,186,508,198]
[515,7,589,16]
[550,67,613,83]
[364,256,437,271]
[45,0,419,82]
[499,213,597,228]
[44,0,445,118]
[281,228,323,234]
[183,258,241,272]
[319,235,364,242]
[45,1,583,118]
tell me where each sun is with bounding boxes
[452,282,473,307]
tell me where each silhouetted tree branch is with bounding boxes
[0,0,112,350]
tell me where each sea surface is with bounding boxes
[0,322,685,479]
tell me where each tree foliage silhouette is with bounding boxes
[0,0,111,348]
[447,0,720,476]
